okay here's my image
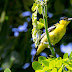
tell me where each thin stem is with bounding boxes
[43,2,55,56]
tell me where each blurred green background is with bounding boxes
[0,0,72,72]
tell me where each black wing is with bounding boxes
[40,25,56,40]
[48,25,56,32]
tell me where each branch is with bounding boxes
[43,2,55,56]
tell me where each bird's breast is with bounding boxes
[49,25,66,45]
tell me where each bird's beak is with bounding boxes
[68,18,72,21]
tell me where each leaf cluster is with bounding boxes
[32,51,72,72]
[32,0,45,47]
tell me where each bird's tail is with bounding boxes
[33,43,46,61]
[33,53,38,61]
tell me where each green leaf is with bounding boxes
[32,11,37,23]
[37,21,44,29]
[4,68,11,72]
[32,3,38,11]
[42,60,49,67]
[38,56,46,63]
[66,65,72,70]
[63,61,69,66]
[35,70,44,72]
[38,5,42,14]
[69,51,72,60]
[51,68,57,72]
[69,60,72,64]
[55,57,62,60]
[62,58,68,62]
[43,67,49,71]
[58,67,62,72]
[49,60,55,69]
[55,60,62,68]
[35,0,39,2]
[39,18,44,24]
[32,61,43,70]
[47,70,51,72]
[37,18,44,29]
[63,53,68,59]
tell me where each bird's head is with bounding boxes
[58,17,72,26]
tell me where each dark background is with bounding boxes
[0,0,72,72]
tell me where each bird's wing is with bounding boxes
[48,25,56,32]
[40,25,56,40]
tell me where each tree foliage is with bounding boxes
[32,52,72,72]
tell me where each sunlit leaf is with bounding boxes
[58,67,62,72]
[49,60,55,69]
[38,56,46,63]
[69,51,72,60]
[55,57,62,60]
[4,68,11,72]
[38,4,42,14]
[32,11,37,23]
[37,21,44,29]
[32,61,43,70]
[55,60,62,68]
[42,60,49,67]
[51,68,57,72]
[39,18,44,24]
[66,65,72,70]
[63,53,68,59]
[43,67,49,71]
[63,61,69,66]
[47,70,51,72]
[69,60,72,65]
[32,3,38,11]
[62,58,68,61]
[35,0,39,2]
[35,70,45,72]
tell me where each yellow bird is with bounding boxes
[33,17,72,61]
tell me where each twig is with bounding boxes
[43,2,55,56]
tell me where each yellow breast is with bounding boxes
[41,24,66,46]
[49,24,66,45]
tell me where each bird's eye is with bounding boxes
[64,17,68,20]
[64,18,66,20]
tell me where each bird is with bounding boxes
[33,16,72,61]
